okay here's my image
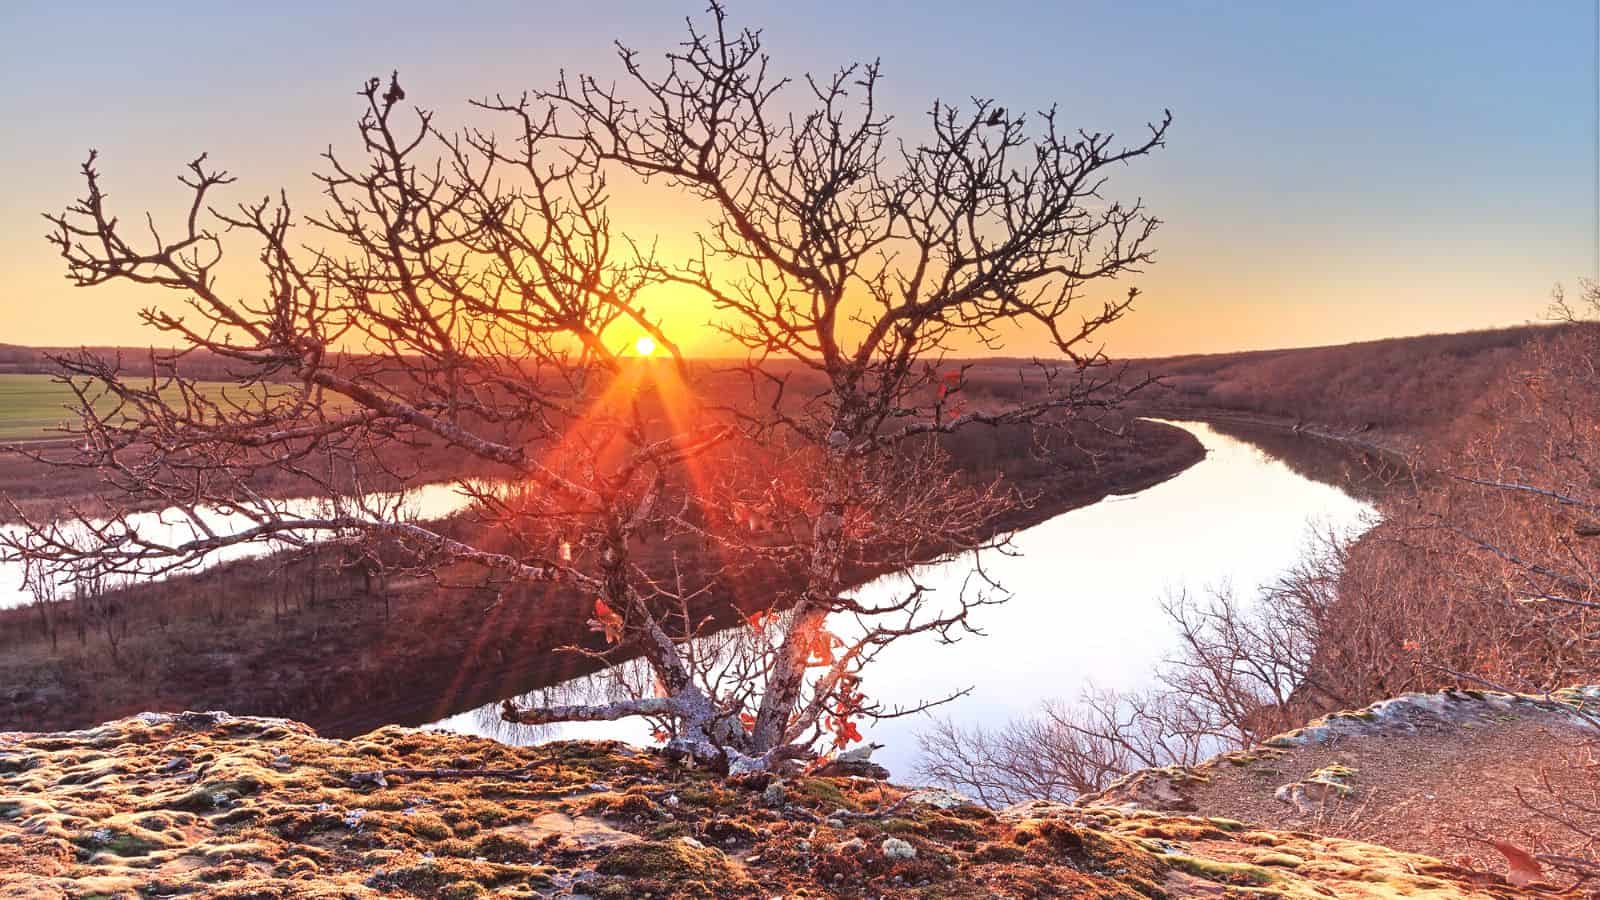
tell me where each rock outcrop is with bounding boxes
[1083,686,1600,882]
[0,710,1537,897]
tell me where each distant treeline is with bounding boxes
[0,345,267,381]
[4,323,1561,440]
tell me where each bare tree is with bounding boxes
[1386,281,1600,884]
[916,529,1366,803]
[22,560,63,652]
[494,3,1168,765]
[918,688,1220,806]
[5,71,739,755]
[6,5,1166,771]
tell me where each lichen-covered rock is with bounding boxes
[1086,685,1600,816]
[1264,687,1600,748]
[1081,684,1600,884]
[882,836,917,859]
[0,711,1534,897]
[1274,762,1358,814]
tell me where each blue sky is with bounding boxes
[1,1,1593,354]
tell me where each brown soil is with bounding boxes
[0,712,1533,898]
[1085,688,1600,891]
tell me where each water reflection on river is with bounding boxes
[0,481,483,611]
[430,421,1378,780]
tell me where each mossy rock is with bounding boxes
[399,810,454,840]
[584,788,664,820]
[1303,763,1358,797]
[674,785,738,808]
[202,840,279,864]
[0,754,39,774]
[1165,853,1278,886]
[1018,819,1164,885]
[473,832,535,862]
[72,827,169,859]
[1137,821,1231,842]
[595,837,745,885]
[366,857,541,896]
[971,842,1026,864]
[1308,763,1356,784]
[165,777,262,812]
[702,817,762,845]
[795,777,852,810]
[880,816,929,836]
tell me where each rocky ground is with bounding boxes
[0,710,1542,898]
[1086,687,1600,890]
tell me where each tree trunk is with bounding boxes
[750,419,853,750]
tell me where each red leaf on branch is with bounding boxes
[587,597,624,644]
[827,714,863,747]
[1489,840,1544,887]
[805,629,842,667]
[739,712,756,733]
[937,369,962,401]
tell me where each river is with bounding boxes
[0,481,482,611]
[428,420,1378,780]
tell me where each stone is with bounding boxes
[882,837,916,860]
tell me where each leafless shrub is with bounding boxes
[918,687,1223,806]
[918,528,1366,802]
[1507,736,1600,887]
[22,561,63,652]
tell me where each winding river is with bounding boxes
[0,481,481,611]
[429,420,1378,780]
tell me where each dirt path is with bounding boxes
[1085,688,1600,886]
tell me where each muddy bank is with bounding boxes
[0,420,1204,738]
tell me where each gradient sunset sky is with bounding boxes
[1,1,1594,357]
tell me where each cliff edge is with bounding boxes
[0,710,1539,897]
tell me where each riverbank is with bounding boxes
[0,710,1531,897]
[0,418,1205,738]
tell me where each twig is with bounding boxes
[352,767,535,786]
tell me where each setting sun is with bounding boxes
[634,335,657,357]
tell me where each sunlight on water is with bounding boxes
[430,421,1377,779]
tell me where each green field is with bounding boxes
[0,373,280,442]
